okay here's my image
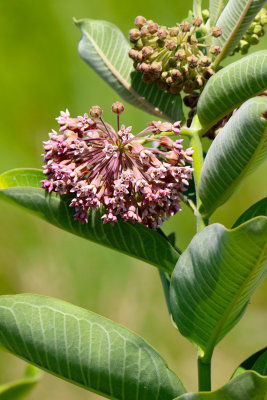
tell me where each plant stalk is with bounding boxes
[198,355,211,391]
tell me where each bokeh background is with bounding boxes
[0,1,266,399]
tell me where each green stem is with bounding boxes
[198,355,211,391]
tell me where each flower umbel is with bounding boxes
[42,103,193,229]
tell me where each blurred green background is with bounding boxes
[0,1,266,399]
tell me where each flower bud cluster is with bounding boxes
[128,16,222,94]
[231,8,267,55]
[41,103,193,229]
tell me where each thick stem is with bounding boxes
[198,355,211,391]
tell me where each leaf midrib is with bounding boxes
[202,223,267,362]
[81,21,172,121]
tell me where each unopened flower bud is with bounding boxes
[239,39,250,54]
[210,45,221,55]
[183,81,196,93]
[202,9,210,22]
[175,49,186,60]
[169,27,180,37]
[166,150,179,164]
[159,136,174,149]
[90,106,102,118]
[249,33,260,44]
[253,24,263,35]
[140,25,149,36]
[166,40,177,51]
[196,74,204,87]
[142,46,153,58]
[170,69,182,80]
[140,62,151,72]
[187,55,198,67]
[166,76,173,85]
[136,51,143,62]
[212,26,222,37]
[203,68,215,79]
[147,22,158,34]
[180,21,191,32]
[157,27,168,40]
[135,16,146,28]
[112,102,124,114]
[150,61,162,73]
[199,56,211,67]
[193,16,203,27]
[129,29,141,43]
[128,48,138,60]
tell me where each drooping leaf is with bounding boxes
[197,50,267,128]
[199,97,267,217]
[212,0,266,63]
[209,0,225,27]
[232,347,267,378]
[0,294,185,400]
[233,197,267,228]
[170,218,267,362]
[174,371,267,400]
[0,365,41,400]
[0,168,179,273]
[75,18,184,123]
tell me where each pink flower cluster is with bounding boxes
[41,103,193,229]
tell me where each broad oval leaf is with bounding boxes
[199,97,267,217]
[170,218,267,361]
[0,168,179,273]
[212,0,266,63]
[0,294,185,400]
[197,50,267,128]
[209,0,225,27]
[174,371,267,400]
[75,18,184,123]
[232,347,267,378]
[233,197,267,228]
[0,365,41,400]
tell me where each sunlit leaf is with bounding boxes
[75,18,184,122]
[232,347,267,378]
[0,168,179,273]
[199,97,267,217]
[209,0,225,27]
[170,218,267,361]
[174,371,267,399]
[0,294,185,400]
[197,51,267,128]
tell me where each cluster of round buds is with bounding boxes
[231,8,267,55]
[128,16,222,94]
[41,103,193,230]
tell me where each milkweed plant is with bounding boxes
[0,0,267,399]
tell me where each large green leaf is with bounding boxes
[199,97,267,217]
[233,347,267,378]
[75,18,184,123]
[169,218,267,362]
[0,365,41,400]
[212,0,266,63]
[174,371,267,399]
[0,168,179,273]
[233,197,267,228]
[197,50,267,128]
[209,0,225,27]
[0,294,185,400]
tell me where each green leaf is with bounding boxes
[212,0,266,64]
[197,50,267,128]
[174,371,267,399]
[209,0,225,27]
[0,365,41,400]
[233,347,267,378]
[169,218,267,362]
[233,197,267,228]
[0,294,185,400]
[199,97,267,217]
[75,18,184,123]
[0,168,179,273]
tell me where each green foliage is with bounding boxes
[169,218,267,361]
[209,0,225,27]
[0,294,185,400]
[212,0,266,62]
[0,168,179,273]
[199,97,267,217]
[233,347,267,377]
[0,365,41,400]
[197,50,267,128]
[75,18,184,123]
[174,371,267,399]
[233,197,267,228]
